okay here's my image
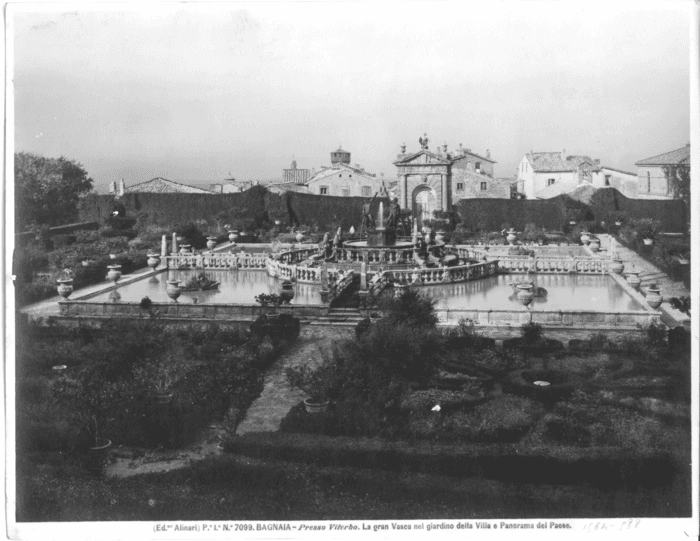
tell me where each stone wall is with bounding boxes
[637,165,672,199]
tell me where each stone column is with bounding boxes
[441,174,448,210]
[171,232,178,254]
[402,174,408,209]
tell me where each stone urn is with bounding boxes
[107,265,122,283]
[280,279,295,304]
[610,259,625,275]
[179,244,191,254]
[147,253,161,270]
[435,230,446,243]
[506,229,517,246]
[228,230,239,242]
[626,271,641,290]
[166,279,182,302]
[206,237,217,251]
[56,279,74,299]
[580,231,591,245]
[645,285,663,310]
[295,231,305,243]
[516,283,534,307]
[588,238,600,253]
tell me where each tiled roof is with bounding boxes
[601,166,636,176]
[123,177,213,194]
[635,145,690,166]
[452,151,496,164]
[307,163,377,183]
[527,152,598,172]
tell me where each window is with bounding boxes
[605,175,611,186]
[320,186,328,195]
[456,182,464,191]
[361,186,371,197]
[480,182,487,191]
[338,174,342,178]
[341,187,350,197]
[475,162,482,172]
[548,178,555,186]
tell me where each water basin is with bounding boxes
[85,270,322,305]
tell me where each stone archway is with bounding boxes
[413,186,437,229]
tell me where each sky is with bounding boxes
[11,1,692,193]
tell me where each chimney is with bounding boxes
[561,149,567,161]
[486,149,491,159]
[594,159,600,166]
[118,179,125,196]
[109,181,117,194]
[466,148,471,154]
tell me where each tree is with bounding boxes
[663,164,690,224]
[15,152,94,230]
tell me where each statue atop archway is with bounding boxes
[419,133,429,150]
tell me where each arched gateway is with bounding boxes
[394,136,452,228]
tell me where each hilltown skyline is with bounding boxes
[12,2,691,192]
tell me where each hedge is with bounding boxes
[456,189,686,233]
[79,189,391,232]
[226,432,677,488]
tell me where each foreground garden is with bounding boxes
[15,289,691,521]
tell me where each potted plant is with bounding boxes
[255,292,290,318]
[676,251,690,265]
[634,218,661,246]
[285,361,337,413]
[56,268,75,299]
[588,237,600,252]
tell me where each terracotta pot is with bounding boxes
[166,280,181,302]
[610,259,625,274]
[303,398,330,414]
[56,279,74,299]
[643,238,654,246]
[146,253,161,270]
[107,265,122,283]
[506,231,517,246]
[295,231,305,243]
[82,259,96,267]
[228,230,239,242]
[516,283,533,307]
[626,272,641,290]
[435,231,446,243]
[86,438,112,474]
[580,232,591,245]
[588,239,600,253]
[179,244,191,254]
[206,237,217,250]
[280,279,295,303]
[646,287,663,309]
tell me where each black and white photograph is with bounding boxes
[5,1,698,538]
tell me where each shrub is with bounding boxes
[285,359,338,403]
[175,222,207,249]
[13,246,49,282]
[379,287,439,328]
[520,322,544,345]
[639,321,667,350]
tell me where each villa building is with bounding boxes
[305,147,386,198]
[635,144,690,200]
[118,177,213,195]
[516,150,601,199]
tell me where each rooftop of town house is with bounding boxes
[526,152,599,173]
[635,144,691,166]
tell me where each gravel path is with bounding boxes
[237,325,353,434]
